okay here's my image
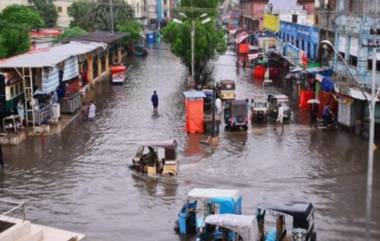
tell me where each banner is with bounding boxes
[264,14,280,32]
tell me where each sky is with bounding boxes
[268,0,305,12]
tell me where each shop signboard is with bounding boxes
[263,14,280,32]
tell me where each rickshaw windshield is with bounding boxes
[232,104,247,116]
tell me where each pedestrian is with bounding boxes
[276,103,285,133]
[0,145,4,170]
[88,101,96,121]
[81,101,89,120]
[151,91,159,111]
[310,103,319,128]
[322,104,332,127]
[17,99,24,126]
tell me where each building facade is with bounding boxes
[315,0,336,43]
[239,0,269,32]
[334,0,380,87]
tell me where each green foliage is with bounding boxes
[1,4,44,30]
[0,4,39,58]
[162,19,226,84]
[117,21,142,43]
[31,0,58,28]
[179,0,220,18]
[0,34,7,58]
[68,0,93,30]
[69,0,134,32]
[56,26,88,43]
[0,24,31,57]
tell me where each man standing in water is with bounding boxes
[0,145,4,169]
[88,101,96,121]
[276,103,285,134]
[151,91,159,111]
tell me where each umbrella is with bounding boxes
[307,99,320,104]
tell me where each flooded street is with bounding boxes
[1,44,380,241]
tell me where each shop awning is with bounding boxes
[235,32,249,44]
[343,88,379,101]
[0,41,106,69]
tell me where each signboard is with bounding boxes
[263,14,280,32]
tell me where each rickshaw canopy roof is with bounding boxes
[139,139,177,150]
[218,80,235,85]
[187,188,241,202]
[205,214,257,241]
[258,202,314,223]
[274,94,289,101]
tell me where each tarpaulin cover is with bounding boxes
[239,43,249,54]
[205,214,257,241]
[62,56,79,81]
[185,99,204,134]
[253,65,266,80]
[111,65,127,74]
[299,90,314,109]
[318,91,338,118]
[322,77,334,92]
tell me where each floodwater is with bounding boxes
[0,44,380,241]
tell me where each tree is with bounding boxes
[56,26,88,43]
[1,4,44,30]
[0,4,40,58]
[0,24,31,57]
[117,20,142,43]
[162,0,226,86]
[68,0,94,30]
[0,34,7,58]
[69,0,134,32]
[31,0,58,28]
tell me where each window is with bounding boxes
[371,59,380,71]
[296,39,299,48]
[292,14,298,23]
[57,6,62,13]
[339,52,345,60]
[301,40,305,51]
[67,7,71,13]
[349,55,358,66]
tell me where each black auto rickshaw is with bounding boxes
[267,94,291,122]
[224,100,248,131]
[256,202,317,241]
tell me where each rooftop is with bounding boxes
[73,31,128,44]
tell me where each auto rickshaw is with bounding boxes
[199,202,317,241]
[174,188,242,237]
[256,202,317,241]
[267,94,291,123]
[128,140,178,184]
[224,100,248,131]
[216,80,236,101]
[251,95,268,123]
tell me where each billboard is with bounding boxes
[263,14,280,32]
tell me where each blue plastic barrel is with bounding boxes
[146,32,155,44]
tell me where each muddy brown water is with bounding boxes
[0,44,379,241]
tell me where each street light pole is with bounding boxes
[109,0,114,34]
[191,19,195,86]
[366,47,377,241]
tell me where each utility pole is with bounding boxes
[109,0,114,34]
[366,46,377,241]
[191,19,195,86]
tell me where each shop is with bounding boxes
[0,41,106,129]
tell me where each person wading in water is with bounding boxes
[151,91,159,112]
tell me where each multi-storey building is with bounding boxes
[239,0,269,32]
[315,0,336,43]
[334,0,380,87]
